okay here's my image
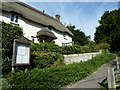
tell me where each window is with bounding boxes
[15,16,18,23]
[11,14,14,22]
[48,26,52,31]
[11,14,18,23]
[63,33,67,40]
[63,33,67,37]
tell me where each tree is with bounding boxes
[94,9,120,53]
[66,25,90,46]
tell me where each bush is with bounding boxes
[31,52,64,69]
[31,43,98,55]
[95,43,110,50]
[61,45,84,54]
[1,77,12,89]
[31,42,61,53]
[7,53,116,89]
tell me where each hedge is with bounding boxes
[31,42,99,55]
[6,53,116,89]
[30,52,64,69]
[0,77,12,89]
[31,42,61,53]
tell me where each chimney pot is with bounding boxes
[55,14,60,21]
[43,10,45,13]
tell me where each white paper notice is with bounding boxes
[16,44,30,64]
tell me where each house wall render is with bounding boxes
[1,12,72,46]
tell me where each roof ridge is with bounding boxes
[16,1,60,22]
[1,0,20,2]
[1,0,73,36]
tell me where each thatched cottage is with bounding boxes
[0,0,73,46]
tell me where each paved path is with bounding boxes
[63,61,114,89]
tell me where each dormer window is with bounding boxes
[63,33,67,37]
[15,16,18,23]
[10,14,18,23]
[11,14,14,22]
[63,33,67,40]
[48,26,52,31]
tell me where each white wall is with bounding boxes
[52,30,72,46]
[1,12,72,46]
[1,12,42,43]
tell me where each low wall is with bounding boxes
[64,51,102,64]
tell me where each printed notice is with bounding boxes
[16,44,30,64]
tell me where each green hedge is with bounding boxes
[7,53,116,89]
[31,43,99,54]
[30,52,64,69]
[61,45,84,54]
[31,42,61,53]
[0,77,12,89]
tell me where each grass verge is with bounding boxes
[6,53,116,89]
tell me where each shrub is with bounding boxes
[1,77,12,89]
[31,43,99,55]
[31,52,64,69]
[7,53,116,89]
[95,43,110,50]
[61,45,84,54]
[31,42,61,53]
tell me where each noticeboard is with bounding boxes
[16,43,30,64]
[12,37,31,66]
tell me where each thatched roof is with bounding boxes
[15,37,31,45]
[36,27,57,39]
[0,0,74,36]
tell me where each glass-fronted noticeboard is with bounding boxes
[12,37,31,66]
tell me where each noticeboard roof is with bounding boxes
[15,37,31,45]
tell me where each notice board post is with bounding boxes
[12,37,31,73]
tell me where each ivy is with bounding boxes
[1,21,23,74]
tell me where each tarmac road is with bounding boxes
[63,60,115,89]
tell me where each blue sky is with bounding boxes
[19,1,118,40]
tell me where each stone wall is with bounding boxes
[64,51,102,64]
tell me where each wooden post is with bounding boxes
[107,67,116,90]
[12,66,15,73]
[12,40,16,73]
[116,60,119,71]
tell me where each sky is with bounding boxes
[19,0,119,41]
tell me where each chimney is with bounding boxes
[43,10,45,13]
[55,14,60,21]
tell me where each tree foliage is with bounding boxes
[94,9,120,53]
[66,25,90,45]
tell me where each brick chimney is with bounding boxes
[55,14,60,21]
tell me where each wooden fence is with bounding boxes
[107,57,120,90]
